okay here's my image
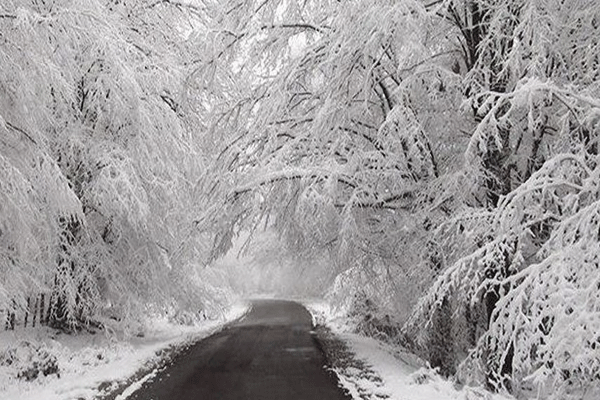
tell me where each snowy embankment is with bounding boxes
[0,302,250,400]
[305,301,513,400]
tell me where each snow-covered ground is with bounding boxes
[1,298,513,400]
[0,302,250,400]
[304,300,514,400]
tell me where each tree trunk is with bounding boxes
[40,293,47,326]
[428,296,455,376]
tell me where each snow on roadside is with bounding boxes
[304,299,514,400]
[335,332,513,400]
[0,301,250,400]
[114,369,158,400]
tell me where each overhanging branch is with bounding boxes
[227,168,415,210]
[260,23,327,33]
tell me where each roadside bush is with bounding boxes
[0,341,60,381]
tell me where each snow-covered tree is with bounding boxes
[404,1,600,397]
[0,0,219,330]
[197,0,453,274]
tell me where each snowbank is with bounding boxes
[304,299,514,400]
[0,301,250,400]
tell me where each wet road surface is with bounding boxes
[127,299,350,400]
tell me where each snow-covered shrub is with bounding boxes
[410,366,439,385]
[326,263,405,342]
[0,341,59,381]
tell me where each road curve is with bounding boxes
[127,299,350,400]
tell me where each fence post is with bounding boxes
[33,296,39,328]
[40,293,46,326]
[24,296,31,328]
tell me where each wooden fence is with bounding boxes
[4,294,52,330]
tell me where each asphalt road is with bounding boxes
[127,299,351,400]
